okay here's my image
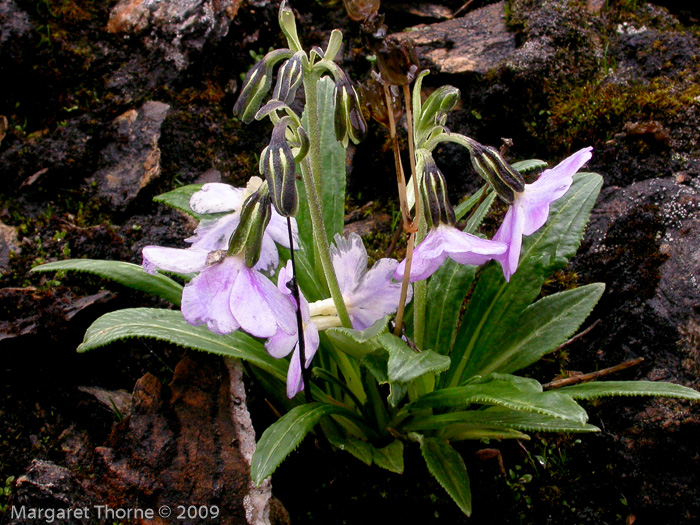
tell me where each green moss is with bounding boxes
[547,73,700,147]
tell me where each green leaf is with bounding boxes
[32,259,183,306]
[446,172,603,388]
[251,402,356,484]
[371,440,404,474]
[405,377,588,424]
[402,406,599,435]
[468,283,605,377]
[379,334,450,383]
[424,259,476,355]
[325,316,390,361]
[417,436,472,516]
[77,308,288,380]
[511,158,548,173]
[556,381,700,401]
[297,76,346,251]
[153,184,208,219]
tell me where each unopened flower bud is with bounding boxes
[233,49,292,124]
[278,1,302,52]
[468,142,525,204]
[416,85,460,140]
[228,184,273,268]
[273,51,304,105]
[376,36,419,86]
[261,117,298,217]
[421,154,455,227]
[334,73,367,147]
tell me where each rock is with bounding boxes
[570,175,700,523]
[0,220,19,273]
[90,101,170,209]
[106,0,244,70]
[90,352,288,525]
[394,1,516,75]
[0,0,35,65]
[10,460,93,525]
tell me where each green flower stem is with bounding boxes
[298,75,352,329]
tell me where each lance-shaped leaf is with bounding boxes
[405,376,588,424]
[555,381,700,401]
[466,283,605,377]
[402,406,599,435]
[153,184,205,219]
[417,435,472,517]
[325,316,390,360]
[261,117,298,217]
[32,260,183,306]
[77,308,289,380]
[251,402,361,484]
[378,333,450,384]
[446,173,603,388]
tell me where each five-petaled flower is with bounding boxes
[493,147,593,281]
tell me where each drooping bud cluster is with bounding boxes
[233,49,293,124]
[467,141,525,204]
[420,153,455,227]
[334,73,367,147]
[228,182,273,268]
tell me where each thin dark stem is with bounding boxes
[287,216,313,403]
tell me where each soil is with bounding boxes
[1,0,700,524]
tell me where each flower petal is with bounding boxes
[394,228,448,283]
[330,233,367,295]
[286,346,304,398]
[189,183,244,214]
[142,246,209,275]
[181,257,243,334]
[229,267,296,338]
[186,213,240,251]
[493,204,525,282]
[439,225,508,266]
[349,258,409,330]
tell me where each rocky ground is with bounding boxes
[1,0,700,523]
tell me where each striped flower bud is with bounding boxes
[273,51,304,105]
[421,154,455,227]
[468,141,525,204]
[261,117,298,217]
[334,73,367,147]
[228,184,273,268]
[233,49,292,124]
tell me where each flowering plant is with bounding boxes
[33,3,700,517]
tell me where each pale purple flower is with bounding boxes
[393,224,508,283]
[143,246,297,338]
[493,147,593,281]
[186,179,297,273]
[330,232,409,330]
[265,261,320,398]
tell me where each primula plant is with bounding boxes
[34,3,700,517]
